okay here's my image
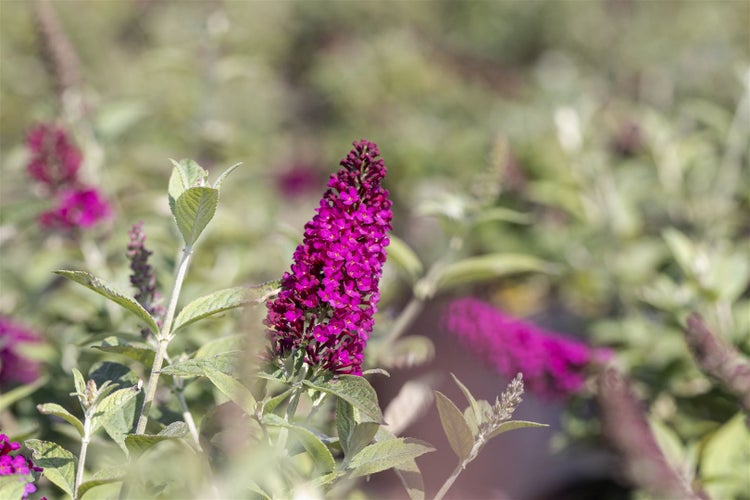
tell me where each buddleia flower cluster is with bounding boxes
[0,316,43,388]
[26,123,111,231]
[266,140,392,375]
[0,434,44,499]
[126,221,165,334]
[443,298,611,397]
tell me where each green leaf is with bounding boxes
[0,375,48,412]
[168,158,207,214]
[25,439,77,498]
[212,162,242,190]
[374,429,427,500]
[262,388,293,414]
[54,270,159,335]
[72,367,86,397]
[434,391,474,461]
[345,422,380,459]
[700,413,750,500]
[161,352,239,377]
[90,385,141,434]
[346,438,435,478]
[172,286,270,334]
[471,207,532,226]
[486,420,549,440]
[434,254,551,291]
[336,399,356,455]
[379,336,434,369]
[387,235,424,283]
[204,368,256,415]
[263,414,335,473]
[303,375,383,423]
[77,468,126,498]
[93,336,155,366]
[648,417,685,473]
[37,403,85,437]
[124,422,189,456]
[195,334,244,358]
[0,475,28,500]
[174,186,219,246]
[662,228,695,276]
[450,374,481,435]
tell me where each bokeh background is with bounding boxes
[1,1,749,499]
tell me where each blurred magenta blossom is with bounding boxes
[443,298,611,397]
[0,433,44,499]
[0,316,43,387]
[275,163,324,198]
[26,123,82,192]
[266,140,392,375]
[38,187,112,230]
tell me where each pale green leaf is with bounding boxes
[54,270,159,335]
[387,235,424,283]
[0,376,48,412]
[662,228,695,276]
[375,429,427,500]
[93,336,155,366]
[204,367,256,415]
[263,388,293,414]
[124,421,189,456]
[172,285,271,334]
[434,391,474,460]
[486,420,549,440]
[471,207,532,225]
[195,334,244,358]
[648,417,685,473]
[263,414,335,473]
[77,468,126,498]
[701,412,750,500]
[168,158,207,214]
[25,439,77,498]
[161,352,239,377]
[347,438,435,478]
[434,253,551,291]
[450,373,481,435]
[336,399,355,455]
[90,385,141,434]
[0,475,28,500]
[37,403,85,437]
[345,422,380,460]
[174,186,219,246]
[212,162,242,190]
[303,375,382,423]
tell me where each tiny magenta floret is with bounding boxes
[265,140,392,375]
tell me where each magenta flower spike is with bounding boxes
[0,434,43,498]
[26,123,82,192]
[0,317,43,387]
[38,187,112,230]
[265,140,392,375]
[442,298,611,397]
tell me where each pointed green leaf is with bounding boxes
[0,375,48,412]
[196,334,244,358]
[161,352,239,377]
[90,385,141,434]
[54,270,159,335]
[387,235,424,283]
[204,367,256,415]
[174,186,219,246]
[346,422,380,459]
[93,336,155,366]
[701,412,750,500]
[172,286,270,334]
[0,475,29,500]
[25,439,77,498]
[346,438,435,478]
[434,254,551,291]
[262,388,293,414]
[434,391,474,461]
[303,375,382,423]
[72,367,86,397]
[124,422,189,456]
[168,158,207,214]
[375,429,427,500]
[212,162,242,190]
[37,403,85,437]
[486,420,548,440]
[77,468,126,498]
[336,399,355,455]
[450,373,481,434]
[262,414,335,473]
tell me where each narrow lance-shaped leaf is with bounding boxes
[337,399,356,455]
[346,438,435,478]
[204,367,256,415]
[375,428,427,500]
[161,352,239,377]
[434,253,551,291]
[486,420,549,440]
[174,186,219,246]
[172,284,278,334]
[54,270,159,335]
[93,336,155,366]
[25,439,77,498]
[124,422,188,456]
[434,391,474,461]
[76,468,127,498]
[212,162,242,190]
[450,373,481,436]
[37,403,85,437]
[303,375,383,423]
[262,414,336,473]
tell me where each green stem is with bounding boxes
[176,383,202,451]
[135,246,193,434]
[74,416,92,500]
[434,438,484,500]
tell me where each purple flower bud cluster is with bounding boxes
[0,316,43,387]
[0,434,43,499]
[127,222,165,329]
[25,123,111,231]
[266,140,392,375]
[442,298,611,397]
